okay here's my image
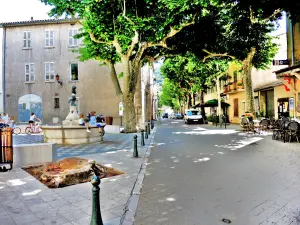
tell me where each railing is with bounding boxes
[0,127,13,172]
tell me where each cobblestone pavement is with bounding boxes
[1,130,156,225]
[13,133,135,159]
[134,119,300,225]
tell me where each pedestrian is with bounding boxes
[86,111,97,132]
[79,114,85,126]
[2,113,10,124]
[96,114,106,133]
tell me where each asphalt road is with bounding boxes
[134,119,300,225]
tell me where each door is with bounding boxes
[234,98,239,117]
[18,94,43,123]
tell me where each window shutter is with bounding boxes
[234,99,239,117]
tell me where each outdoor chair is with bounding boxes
[272,120,286,141]
[269,117,276,129]
[259,119,270,132]
[286,121,300,143]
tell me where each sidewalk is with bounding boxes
[1,129,156,225]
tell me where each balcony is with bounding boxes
[224,81,244,94]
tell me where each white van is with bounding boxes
[184,109,203,124]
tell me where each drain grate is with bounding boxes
[222,219,232,224]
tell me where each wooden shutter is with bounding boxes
[234,98,239,117]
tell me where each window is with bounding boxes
[68,28,78,47]
[25,63,34,82]
[45,62,55,81]
[23,31,31,48]
[70,63,79,81]
[54,98,60,109]
[45,30,54,47]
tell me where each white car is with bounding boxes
[169,113,176,119]
[184,109,203,124]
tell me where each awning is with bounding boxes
[273,64,300,93]
[192,99,230,108]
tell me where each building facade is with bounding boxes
[202,29,290,123]
[1,19,156,126]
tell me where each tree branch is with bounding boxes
[127,31,139,57]
[202,49,235,62]
[89,32,112,45]
[112,38,124,55]
[149,15,197,49]
[250,7,282,24]
[103,60,123,96]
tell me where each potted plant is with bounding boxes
[237,81,244,89]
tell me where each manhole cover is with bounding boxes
[222,219,231,224]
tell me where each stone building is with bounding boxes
[0,19,157,125]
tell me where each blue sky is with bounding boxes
[0,0,287,35]
[0,0,51,23]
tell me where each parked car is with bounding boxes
[162,113,168,118]
[169,113,176,119]
[184,109,203,124]
[176,113,184,119]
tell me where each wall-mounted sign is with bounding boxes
[119,102,124,116]
[289,97,294,118]
[273,59,289,66]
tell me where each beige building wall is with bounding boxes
[0,28,4,113]
[4,21,125,124]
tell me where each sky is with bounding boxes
[0,0,52,23]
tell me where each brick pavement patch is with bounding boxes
[23,157,124,188]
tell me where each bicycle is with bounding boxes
[25,122,42,135]
[12,126,21,135]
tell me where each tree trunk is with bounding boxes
[122,58,137,133]
[242,47,256,116]
[200,90,205,119]
[216,77,222,126]
[134,68,143,130]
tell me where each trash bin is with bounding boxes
[0,127,13,171]
[106,117,113,125]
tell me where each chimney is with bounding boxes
[31,17,33,21]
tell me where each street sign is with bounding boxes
[272,59,289,66]
[119,102,124,116]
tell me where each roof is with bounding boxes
[274,64,300,74]
[254,80,283,92]
[0,19,77,28]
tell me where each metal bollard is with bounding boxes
[89,160,104,225]
[141,130,145,146]
[145,126,148,139]
[147,122,151,135]
[151,120,154,129]
[133,135,138,157]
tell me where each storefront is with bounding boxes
[274,64,300,119]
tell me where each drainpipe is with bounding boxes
[290,18,295,66]
[2,26,6,112]
[289,17,297,118]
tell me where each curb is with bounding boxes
[120,126,157,225]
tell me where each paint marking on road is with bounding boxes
[173,129,237,135]
[171,122,179,124]
[216,137,263,151]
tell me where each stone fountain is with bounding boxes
[41,86,103,144]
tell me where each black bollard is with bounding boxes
[141,130,145,146]
[147,122,151,134]
[133,135,138,157]
[145,125,148,139]
[89,160,104,225]
[151,120,154,129]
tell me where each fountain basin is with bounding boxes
[42,125,103,145]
